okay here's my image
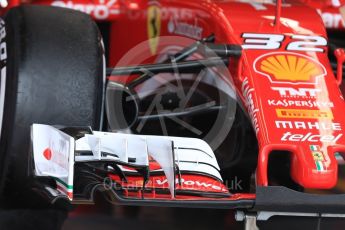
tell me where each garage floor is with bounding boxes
[2,166,345,230]
[62,205,345,230]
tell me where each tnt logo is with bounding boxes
[254,52,326,84]
[271,87,321,98]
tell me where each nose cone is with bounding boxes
[290,146,338,189]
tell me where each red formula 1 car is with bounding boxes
[1,0,345,228]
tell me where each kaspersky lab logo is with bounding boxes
[254,52,327,85]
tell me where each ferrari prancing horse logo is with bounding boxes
[147,4,161,55]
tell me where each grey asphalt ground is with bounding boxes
[62,206,345,230]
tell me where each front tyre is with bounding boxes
[0,5,105,208]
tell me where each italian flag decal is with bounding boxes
[55,177,73,200]
[310,145,326,172]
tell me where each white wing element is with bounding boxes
[0,0,8,8]
[127,135,149,166]
[31,124,75,200]
[85,134,128,162]
[78,132,175,197]
[32,124,222,199]
[146,137,175,198]
[85,135,101,160]
[75,132,222,197]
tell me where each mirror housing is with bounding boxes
[334,48,345,86]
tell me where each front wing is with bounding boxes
[30,124,345,216]
[30,124,254,208]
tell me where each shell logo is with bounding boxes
[254,52,326,84]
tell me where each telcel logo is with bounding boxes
[281,132,342,143]
[271,87,321,98]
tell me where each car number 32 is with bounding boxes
[241,33,327,52]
